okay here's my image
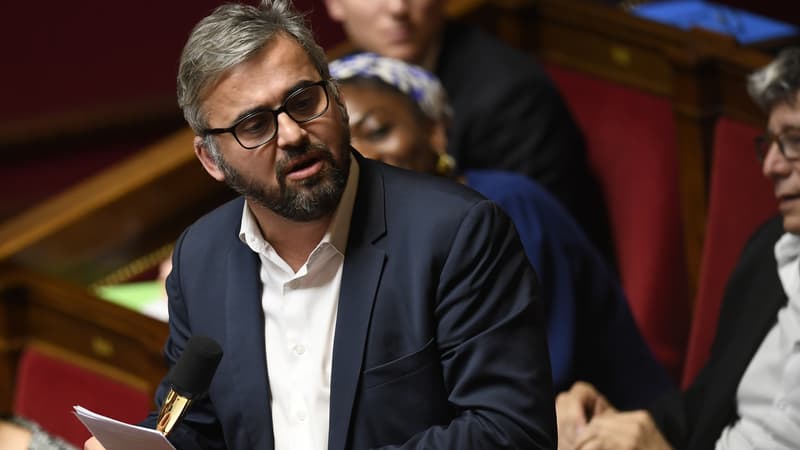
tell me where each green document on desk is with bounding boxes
[94,281,168,322]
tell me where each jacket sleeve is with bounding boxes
[138,228,227,450]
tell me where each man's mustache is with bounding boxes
[275,143,334,180]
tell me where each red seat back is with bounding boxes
[682,117,776,387]
[13,345,153,447]
[545,63,690,379]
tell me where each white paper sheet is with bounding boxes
[73,405,176,450]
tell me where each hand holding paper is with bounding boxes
[74,405,175,450]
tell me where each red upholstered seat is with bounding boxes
[12,345,153,447]
[545,63,690,380]
[681,117,776,387]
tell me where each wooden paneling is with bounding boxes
[0,268,169,414]
[0,127,235,285]
[0,126,231,412]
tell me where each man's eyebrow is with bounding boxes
[229,79,321,125]
[284,79,318,97]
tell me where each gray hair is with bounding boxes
[177,0,331,135]
[748,47,800,112]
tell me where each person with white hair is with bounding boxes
[555,47,800,450]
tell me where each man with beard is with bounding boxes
[84,1,555,450]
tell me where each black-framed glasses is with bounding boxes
[755,130,800,163]
[202,80,330,149]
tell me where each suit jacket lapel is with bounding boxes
[225,236,274,449]
[328,156,387,450]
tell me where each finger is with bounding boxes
[575,432,608,450]
[556,392,589,446]
[577,411,655,450]
[591,396,611,417]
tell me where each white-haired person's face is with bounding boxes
[323,0,446,66]
[762,92,800,234]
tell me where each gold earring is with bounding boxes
[435,153,456,177]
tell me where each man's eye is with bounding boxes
[784,134,800,148]
[289,89,321,115]
[238,115,271,136]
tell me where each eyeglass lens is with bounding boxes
[235,83,329,148]
[756,131,800,163]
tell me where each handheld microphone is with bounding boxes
[156,335,223,436]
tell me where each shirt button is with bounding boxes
[294,344,306,355]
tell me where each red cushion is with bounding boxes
[13,347,152,447]
[545,63,690,380]
[682,117,776,387]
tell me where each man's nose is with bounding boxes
[762,142,791,179]
[275,112,308,148]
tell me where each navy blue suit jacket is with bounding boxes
[142,153,556,449]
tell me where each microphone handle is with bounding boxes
[156,389,193,436]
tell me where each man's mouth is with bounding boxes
[280,151,328,182]
[286,158,323,181]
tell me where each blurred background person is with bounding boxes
[0,415,77,450]
[555,47,800,450]
[329,52,672,408]
[322,0,615,266]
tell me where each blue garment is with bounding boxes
[466,170,673,408]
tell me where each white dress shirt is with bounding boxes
[716,232,800,449]
[239,155,358,450]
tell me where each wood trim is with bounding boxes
[0,127,195,260]
[0,97,183,159]
[23,340,151,394]
[0,269,169,414]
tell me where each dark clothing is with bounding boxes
[142,152,556,449]
[436,21,615,265]
[466,170,671,408]
[649,215,786,449]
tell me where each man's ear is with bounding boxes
[322,0,345,22]
[194,136,226,182]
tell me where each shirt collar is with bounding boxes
[238,152,359,257]
[775,232,800,268]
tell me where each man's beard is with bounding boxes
[214,136,350,222]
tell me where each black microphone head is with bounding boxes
[169,335,223,398]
